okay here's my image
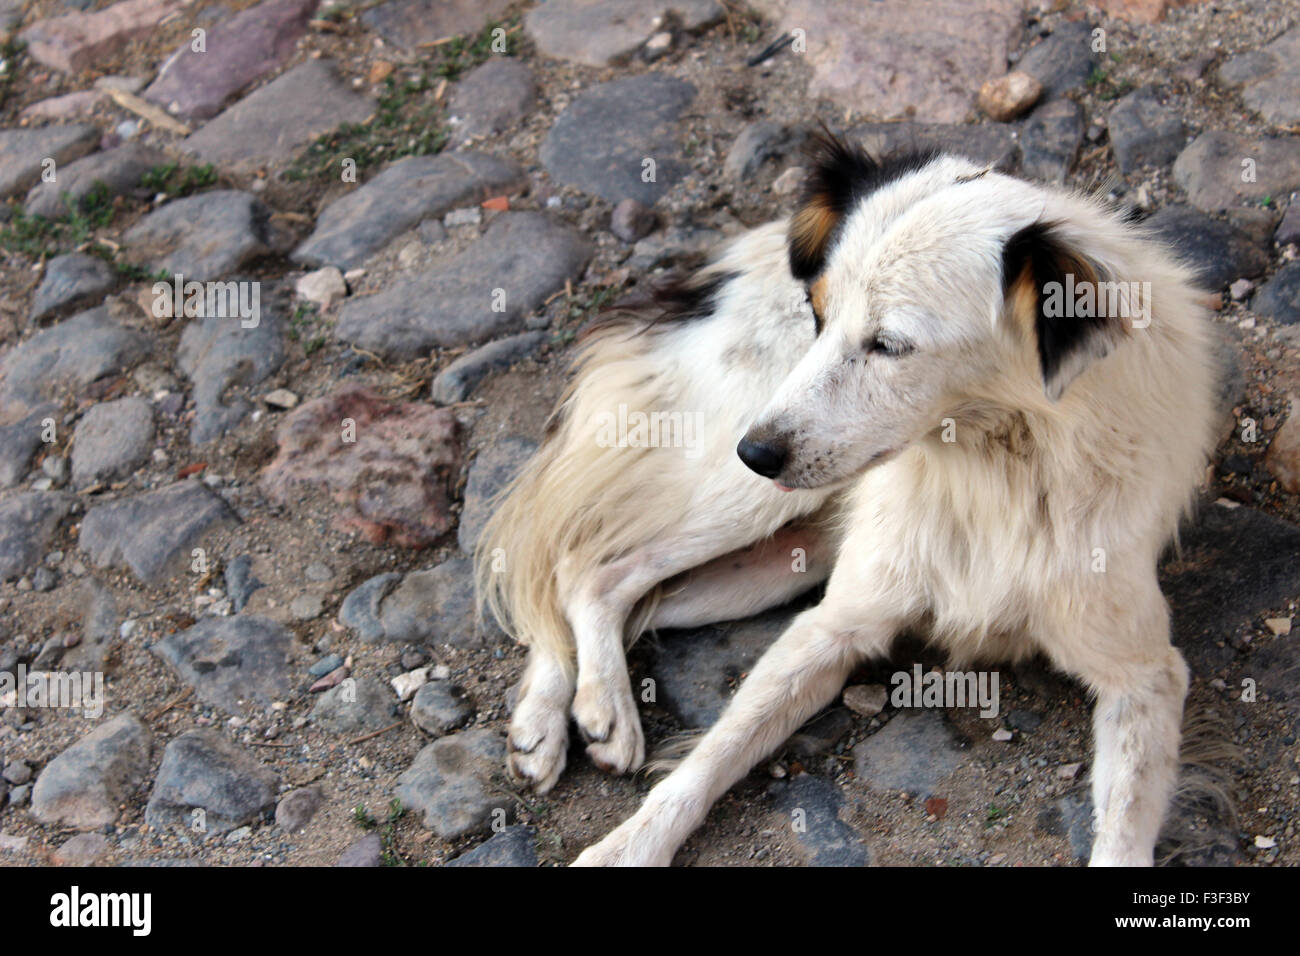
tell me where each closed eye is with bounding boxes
[866,336,914,357]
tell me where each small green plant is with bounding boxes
[0,181,117,259]
[985,804,1009,828]
[0,36,25,111]
[354,799,408,866]
[140,162,218,199]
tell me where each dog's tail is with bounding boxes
[473,265,746,671]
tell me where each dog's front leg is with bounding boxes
[572,601,896,866]
[1051,597,1188,867]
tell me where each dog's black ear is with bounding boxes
[1002,221,1128,401]
[788,132,878,281]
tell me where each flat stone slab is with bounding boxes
[177,310,285,443]
[1173,131,1300,212]
[1108,85,1186,175]
[445,825,538,866]
[457,435,536,554]
[0,306,150,422]
[448,59,537,143]
[652,609,797,728]
[152,616,295,714]
[337,212,590,358]
[0,491,73,581]
[143,0,318,122]
[291,152,524,271]
[0,123,98,200]
[1018,99,1084,183]
[25,142,165,219]
[339,558,494,646]
[752,0,1022,123]
[852,122,1018,171]
[30,713,152,828]
[851,710,964,797]
[1160,502,1300,667]
[394,728,507,839]
[79,480,239,584]
[1145,205,1270,290]
[1219,26,1300,127]
[259,386,461,547]
[311,678,398,734]
[70,395,155,486]
[19,0,179,73]
[360,0,512,50]
[770,774,871,866]
[525,0,722,67]
[145,729,279,836]
[124,190,272,282]
[182,59,372,172]
[30,252,116,322]
[540,74,696,205]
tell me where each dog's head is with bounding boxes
[739,133,1129,490]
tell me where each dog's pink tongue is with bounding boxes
[774,482,794,493]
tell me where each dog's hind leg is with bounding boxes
[1043,584,1188,867]
[647,518,838,631]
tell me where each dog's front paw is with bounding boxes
[571,817,673,867]
[507,688,569,793]
[572,678,645,776]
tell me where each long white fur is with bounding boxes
[476,152,1217,866]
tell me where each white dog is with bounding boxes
[475,134,1217,866]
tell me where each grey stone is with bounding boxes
[851,710,963,796]
[724,121,801,181]
[411,680,475,736]
[652,609,794,727]
[1019,98,1083,183]
[0,123,98,199]
[124,190,271,282]
[2,760,31,785]
[788,707,853,760]
[151,615,294,714]
[1036,788,1092,861]
[609,198,656,243]
[0,492,72,581]
[1218,27,1300,127]
[1275,202,1300,246]
[1108,86,1186,175]
[310,677,397,734]
[526,0,721,66]
[142,0,318,122]
[336,212,590,359]
[1173,131,1300,213]
[458,435,536,553]
[224,554,264,612]
[145,729,279,836]
[30,253,115,323]
[445,825,538,866]
[626,225,724,271]
[0,404,58,488]
[177,309,285,443]
[1160,503,1300,671]
[53,832,111,865]
[771,774,870,866]
[1252,261,1300,326]
[70,396,154,486]
[360,0,512,51]
[182,59,372,172]
[341,558,493,647]
[540,74,696,205]
[1145,205,1270,290]
[0,307,150,421]
[449,58,536,143]
[431,332,545,404]
[292,152,524,270]
[336,833,382,866]
[394,728,506,839]
[1016,21,1098,98]
[853,121,1019,171]
[80,481,238,584]
[24,142,165,219]
[30,713,152,828]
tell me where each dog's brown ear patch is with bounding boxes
[1002,221,1125,400]
[787,132,937,281]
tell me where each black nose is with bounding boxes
[737,437,787,478]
